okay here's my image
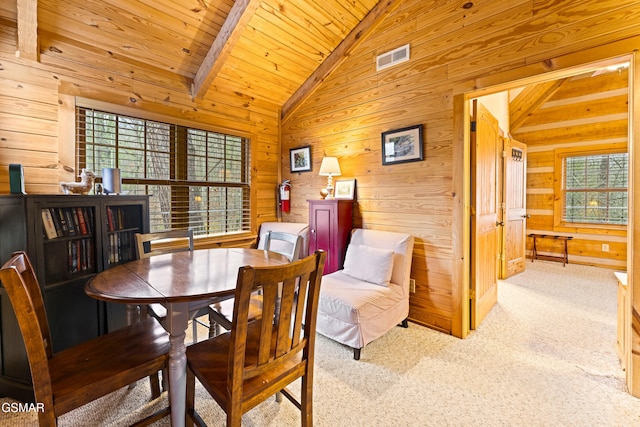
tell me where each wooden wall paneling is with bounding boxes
[526,193,554,211]
[513,72,629,269]
[37,31,194,93]
[448,3,640,80]
[0,3,17,21]
[38,0,209,77]
[0,19,281,232]
[192,0,261,99]
[2,0,639,380]
[281,0,640,336]
[509,79,567,132]
[516,120,628,146]
[551,69,629,98]
[138,0,228,35]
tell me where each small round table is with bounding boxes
[85,248,288,427]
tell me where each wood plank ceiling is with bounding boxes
[2,0,392,116]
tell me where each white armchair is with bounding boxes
[316,228,414,360]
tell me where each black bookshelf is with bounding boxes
[0,194,149,402]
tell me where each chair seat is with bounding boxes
[208,294,264,331]
[187,321,304,411]
[318,272,397,324]
[50,317,170,415]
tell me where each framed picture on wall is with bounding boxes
[335,179,356,200]
[290,146,312,172]
[381,124,424,165]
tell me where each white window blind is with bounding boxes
[76,107,251,236]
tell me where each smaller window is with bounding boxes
[554,145,628,229]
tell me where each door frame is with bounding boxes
[451,49,636,393]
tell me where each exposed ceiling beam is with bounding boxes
[191,0,261,100]
[16,0,38,61]
[281,0,404,120]
[509,79,567,132]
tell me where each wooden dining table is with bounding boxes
[85,247,289,426]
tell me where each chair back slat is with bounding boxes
[0,252,55,423]
[263,231,303,261]
[230,251,326,384]
[135,229,194,259]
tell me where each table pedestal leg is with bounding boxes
[166,302,189,427]
[126,304,140,325]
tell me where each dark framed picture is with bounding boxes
[334,179,356,200]
[290,145,312,172]
[381,124,424,165]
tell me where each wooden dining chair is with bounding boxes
[186,250,326,427]
[135,229,214,342]
[0,251,170,426]
[207,231,304,334]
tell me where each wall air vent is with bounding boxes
[376,44,410,71]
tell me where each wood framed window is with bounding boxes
[76,107,251,237]
[553,143,628,233]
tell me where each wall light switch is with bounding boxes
[410,278,416,293]
[602,243,610,252]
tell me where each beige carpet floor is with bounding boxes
[2,260,640,426]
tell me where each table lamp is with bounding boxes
[319,157,341,199]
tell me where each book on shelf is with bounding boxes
[64,209,77,236]
[41,209,58,240]
[43,207,97,239]
[87,207,94,234]
[106,207,115,232]
[66,238,94,274]
[74,207,87,235]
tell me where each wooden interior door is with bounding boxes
[503,138,528,278]
[470,101,501,330]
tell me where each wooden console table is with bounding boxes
[529,234,573,266]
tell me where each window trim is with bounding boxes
[553,142,628,234]
[72,97,258,241]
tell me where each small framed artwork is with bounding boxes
[290,145,312,172]
[381,124,424,165]
[334,179,356,200]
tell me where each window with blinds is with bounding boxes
[76,107,251,236]
[562,152,628,225]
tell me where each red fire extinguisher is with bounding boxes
[279,180,291,213]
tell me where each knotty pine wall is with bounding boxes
[280,0,640,334]
[513,69,628,270]
[0,21,280,237]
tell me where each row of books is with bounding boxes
[42,207,94,240]
[108,231,136,265]
[106,206,130,232]
[67,238,94,273]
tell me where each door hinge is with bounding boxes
[470,121,476,132]
[502,150,507,158]
[469,289,476,300]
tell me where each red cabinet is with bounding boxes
[308,199,352,274]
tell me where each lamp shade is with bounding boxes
[319,157,342,176]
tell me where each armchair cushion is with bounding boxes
[343,244,394,287]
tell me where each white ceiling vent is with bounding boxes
[376,44,410,71]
